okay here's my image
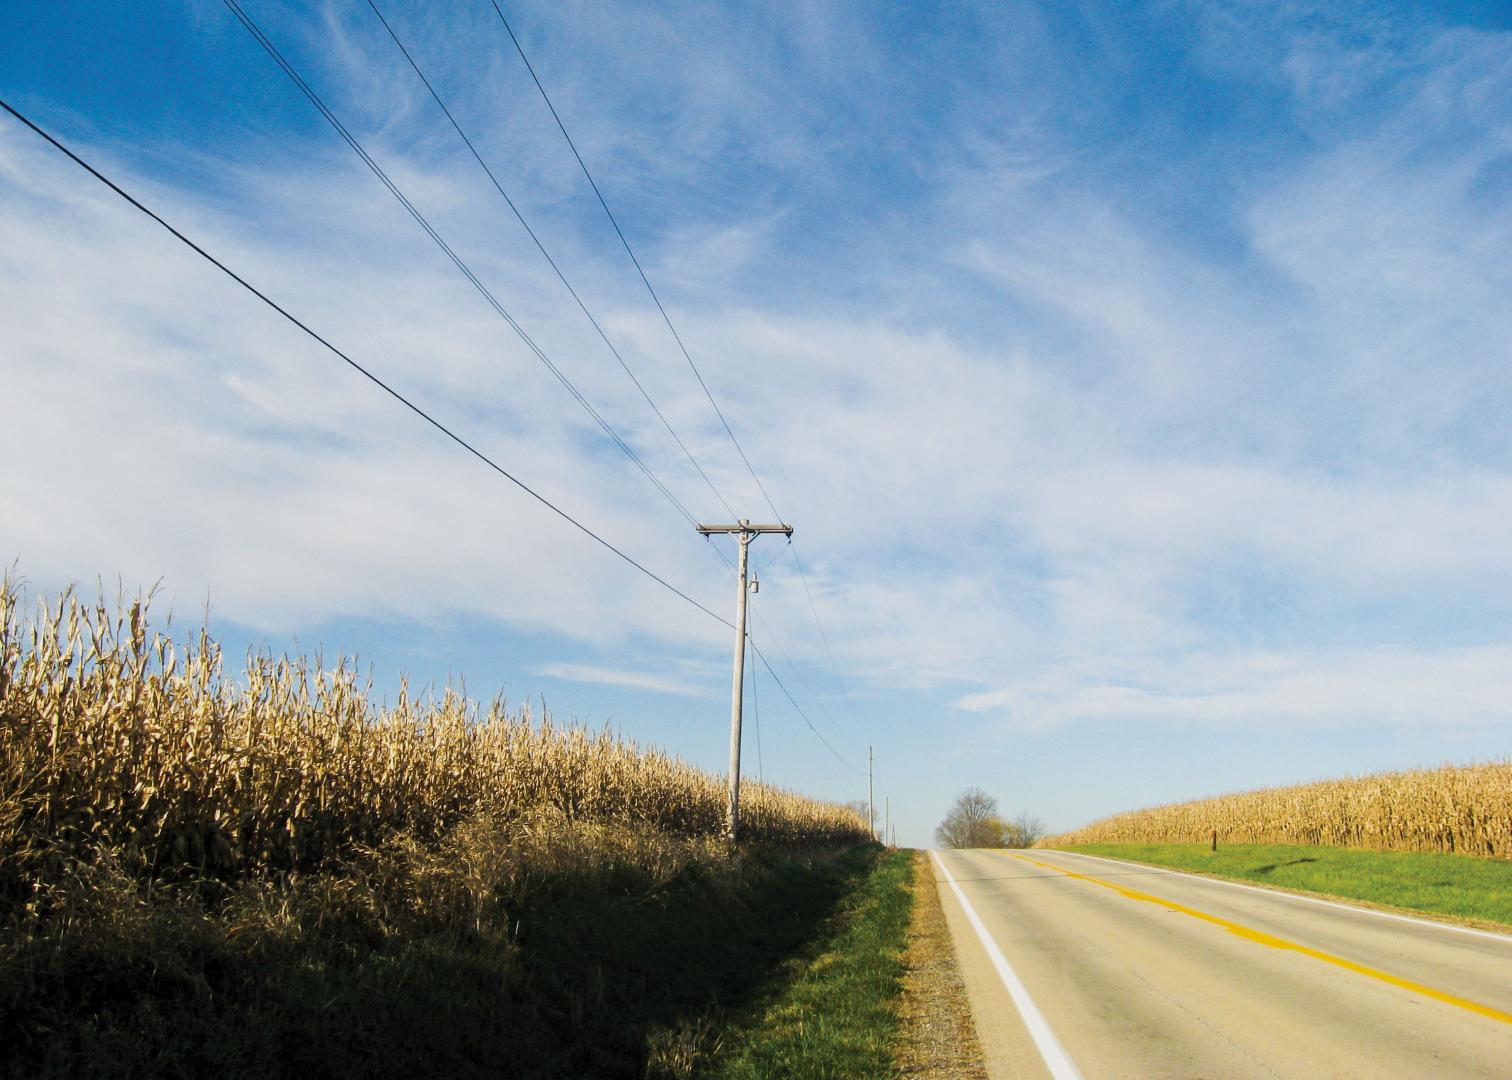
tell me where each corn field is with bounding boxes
[1045,762,1512,858]
[0,579,867,898]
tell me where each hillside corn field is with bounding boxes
[0,579,863,889]
[1045,762,1512,858]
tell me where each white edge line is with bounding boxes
[931,850,1084,1080]
[1045,849,1512,946]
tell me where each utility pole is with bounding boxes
[696,518,793,842]
[885,796,890,848]
[868,745,875,842]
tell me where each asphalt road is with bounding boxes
[932,847,1512,1079]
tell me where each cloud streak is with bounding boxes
[536,662,711,698]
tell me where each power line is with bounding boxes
[363,0,739,523]
[233,0,870,767]
[747,620,763,785]
[308,0,866,775]
[489,5,869,738]
[750,640,865,775]
[750,604,849,734]
[787,545,864,728]
[222,0,702,529]
[2,94,861,779]
[22,2,870,777]
[751,536,792,575]
[704,532,863,737]
[486,1,783,521]
[476,3,871,778]
[699,533,860,768]
[0,97,732,631]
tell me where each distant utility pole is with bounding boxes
[868,745,875,842]
[885,796,890,848]
[696,518,793,842]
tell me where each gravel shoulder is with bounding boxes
[895,849,989,1078]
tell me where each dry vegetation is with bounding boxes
[0,579,864,894]
[0,577,869,1077]
[1045,762,1512,858]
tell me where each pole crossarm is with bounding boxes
[696,521,793,537]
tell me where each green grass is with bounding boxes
[705,846,914,1080]
[1059,843,1512,927]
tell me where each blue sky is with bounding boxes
[4,1,1512,846]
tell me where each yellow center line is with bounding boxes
[999,850,1512,1027]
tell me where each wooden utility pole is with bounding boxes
[696,519,793,842]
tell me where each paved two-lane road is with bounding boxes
[932,847,1512,1079]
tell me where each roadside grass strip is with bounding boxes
[1058,842,1512,928]
[707,846,913,1080]
[1002,851,1512,1027]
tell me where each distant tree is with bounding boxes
[935,787,1003,848]
[1001,813,1048,848]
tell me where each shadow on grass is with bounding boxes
[1252,857,1319,875]
[4,846,873,1080]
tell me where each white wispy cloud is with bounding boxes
[536,662,711,698]
[955,644,1512,733]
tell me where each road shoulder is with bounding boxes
[929,849,1055,1080]
[896,850,990,1078]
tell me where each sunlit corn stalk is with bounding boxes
[0,578,869,894]
[1044,761,1512,858]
